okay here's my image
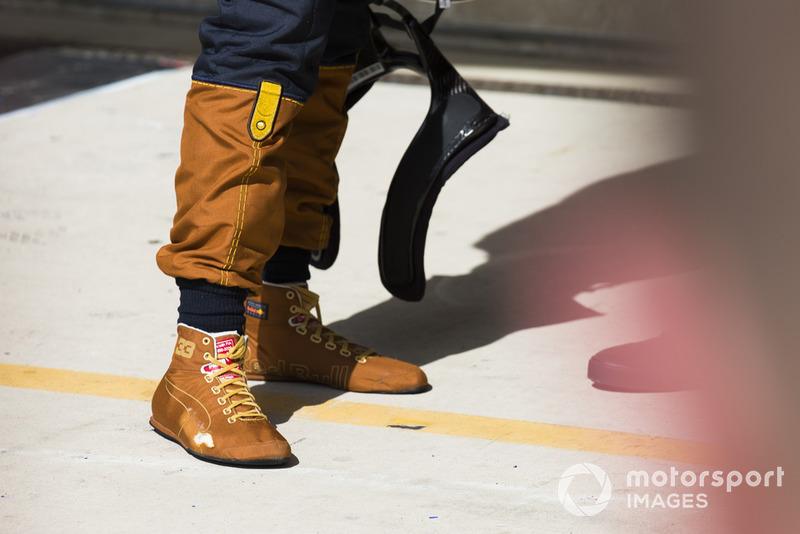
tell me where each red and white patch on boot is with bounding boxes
[216,336,236,355]
[288,314,319,328]
[200,335,241,381]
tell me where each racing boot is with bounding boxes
[243,283,429,393]
[151,324,291,466]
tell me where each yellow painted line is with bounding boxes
[0,363,158,401]
[294,402,710,464]
[0,363,710,464]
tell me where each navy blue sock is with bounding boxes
[261,246,311,284]
[176,278,247,334]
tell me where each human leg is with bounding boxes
[246,0,429,394]
[152,0,339,465]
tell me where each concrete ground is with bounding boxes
[0,56,722,532]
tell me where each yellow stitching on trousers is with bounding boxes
[282,96,303,107]
[191,81,302,106]
[222,142,259,285]
[220,141,261,286]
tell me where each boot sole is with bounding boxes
[149,418,290,467]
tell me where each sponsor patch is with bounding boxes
[201,357,239,381]
[215,336,236,355]
[289,313,318,328]
[200,336,240,381]
[288,313,306,327]
[245,299,268,320]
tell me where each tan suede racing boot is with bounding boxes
[244,283,429,393]
[151,325,290,466]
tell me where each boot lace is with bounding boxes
[204,336,267,423]
[287,285,375,363]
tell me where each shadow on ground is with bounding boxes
[331,157,698,365]
[254,157,700,422]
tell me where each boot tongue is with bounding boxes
[216,335,241,380]
[200,335,242,381]
[216,336,236,356]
